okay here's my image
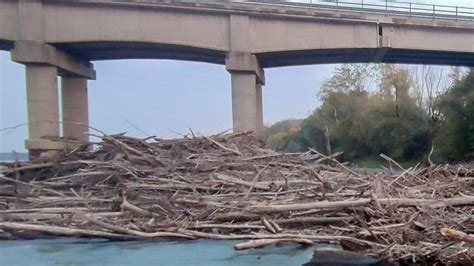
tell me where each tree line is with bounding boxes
[266,64,474,164]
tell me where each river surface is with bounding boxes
[0,238,316,266]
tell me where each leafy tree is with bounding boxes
[265,119,307,152]
[266,64,433,162]
[266,64,472,164]
[436,69,474,161]
[319,64,379,96]
[265,119,302,137]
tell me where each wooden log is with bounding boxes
[203,136,242,156]
[242,153,303,161]
[308,148,360,178]
[214,174,270,190]
[249,196,474,213]
[0,212,121,222]
[121,198,155,218]
[213,212,261,222]
[251,198,371,213]
[83,215,195,239]
[234,238,314,250]
[440,228,474,243]
[188,223,265,230]
[128,183,223,193]
[269,220,282,233]
[271,216,354,225]
[2,163,54,174]
[261,218,277,234]
[177,230,385,247]
[0,207,92,213]
[0,222,138,240]
[245,165,269,198]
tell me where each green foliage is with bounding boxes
[265,64,443,163]
[265,119,307,152]
[320,64,379,95]
[265,119,302,137]
[302,83,430,161]
[266,64,472,163]
[435,69,474,161]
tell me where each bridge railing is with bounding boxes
[183,0,474,21]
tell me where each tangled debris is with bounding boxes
[0,132,473,265]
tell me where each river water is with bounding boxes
[0,238,316,265]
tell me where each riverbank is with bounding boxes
[1,132,473,265]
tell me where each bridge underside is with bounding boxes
[258,48,474,68]
[40,42,474,68]
[381,49,474,67]
[54,42,227,65]
[0,39,13,52]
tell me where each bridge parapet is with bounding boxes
[68,0,474,23]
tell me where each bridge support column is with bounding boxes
[226,52,265,136]
[62,77,89,143]
[24,65,62,158]
[230,73,264,136]
[12,41,95,158]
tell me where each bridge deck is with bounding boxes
[1,0,474,67]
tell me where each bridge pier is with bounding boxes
[230,73,264,136]
[226,52,265,136]
[62,77,89,143]
[24,65,61,158]
[11,41,95,158]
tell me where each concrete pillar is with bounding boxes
[227,15,265,136]
[13,0,95,158]
[24,65,60,157]
[226,52,265,136]
[230,72,264,136]
[25,65,59,138]
[256,82,264,132]
[62,77,89,143]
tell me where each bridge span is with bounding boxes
[1,0,474,156]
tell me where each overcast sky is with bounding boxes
[0,0,472,152]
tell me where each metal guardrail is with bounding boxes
[187,0,474,21]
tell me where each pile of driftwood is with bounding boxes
[0,132,473,265]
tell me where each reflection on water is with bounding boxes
[0,238,315,266]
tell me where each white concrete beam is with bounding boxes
[226,52,265,85]
[11,41,96,79]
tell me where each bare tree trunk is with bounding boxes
[324,125,332,155]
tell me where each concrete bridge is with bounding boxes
[1,0,474,156]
